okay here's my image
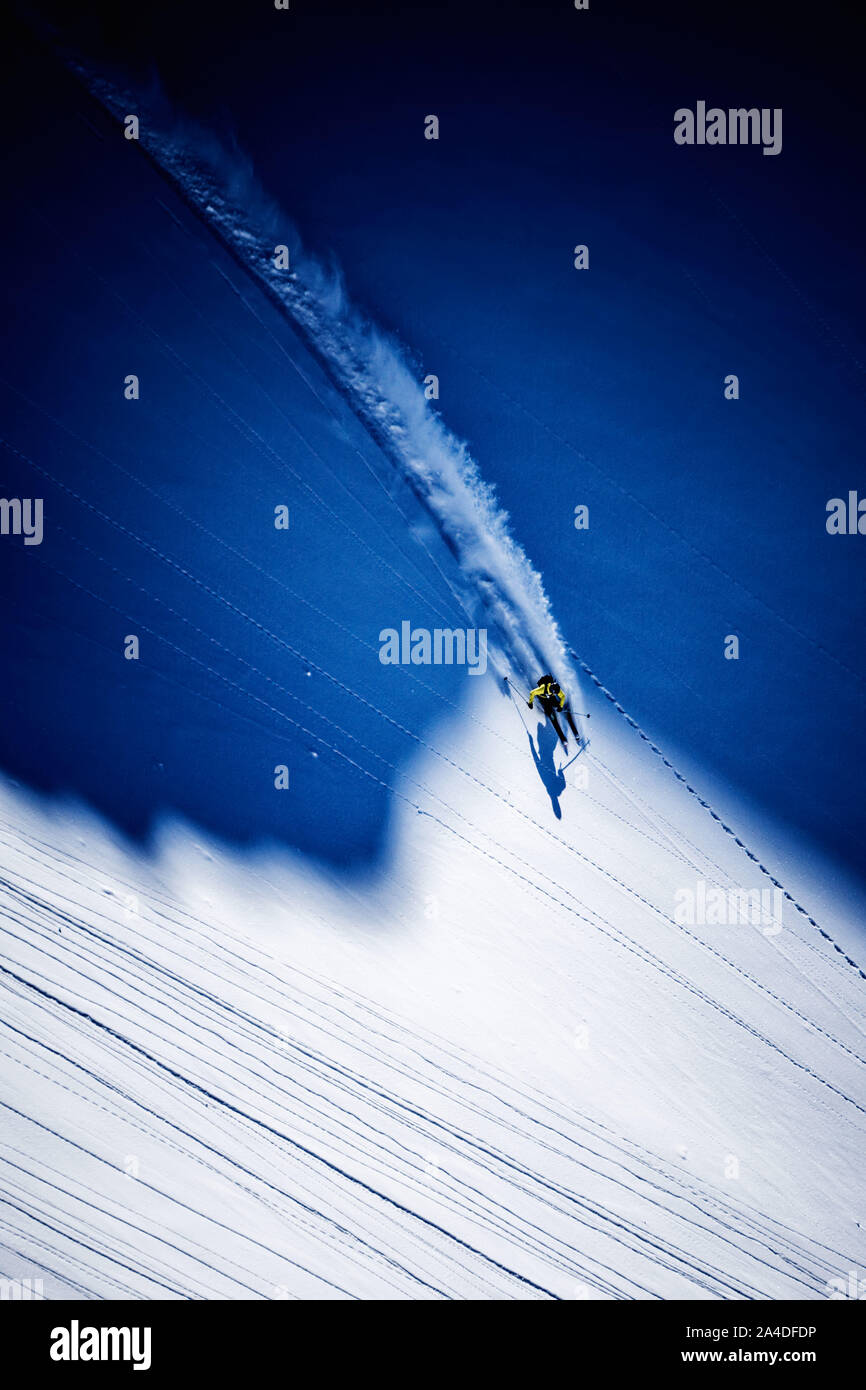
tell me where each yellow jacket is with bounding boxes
[528,679,565,710]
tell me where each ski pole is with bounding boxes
[505,676,530,702]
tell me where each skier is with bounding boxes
[527,674,580,748]
[527,674,565,718]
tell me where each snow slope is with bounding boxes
[2,682,865,1299]
[1,53,865,1302]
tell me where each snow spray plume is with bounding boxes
[72,63,583,713]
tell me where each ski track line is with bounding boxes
[1,822,845,1289]
[587,756,866,1046]
[3,911,619,1295]
[0,900,723,1297]
[5,815,842,1283]
[0,897,813,1300]
[0,980,506,1301]
[1,1165,236,1299]
[0,872,811,1284]
[0,1020,482,1301]
[0,1194,187,1298]
[0,822,856,1289]
[0,1068,381,1297]
[0,966,562,1301]
[0,1130,336,1298]
[4,902,792,1300]
[411,804,866,1123]
[589,750,866,1044]
[0,1152,242,1297]
[0,951,833,1300]
[556,573,855,842]
[0,1107,358,1298]
[576,655,866,982]
[0,1238,83,1298]
[0,1211,142,1299]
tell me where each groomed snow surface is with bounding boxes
[1,682,864,1300]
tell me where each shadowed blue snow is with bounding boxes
[0,39,578,869]
[119,1,863,879]
[1,6,865,885]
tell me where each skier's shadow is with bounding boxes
[528,719,566,819]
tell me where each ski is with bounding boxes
[549,710,568,748]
